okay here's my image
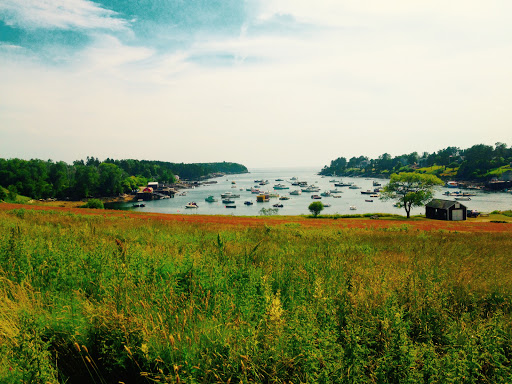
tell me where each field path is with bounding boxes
[1,202,511,233]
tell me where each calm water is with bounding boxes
[112,167,512,216]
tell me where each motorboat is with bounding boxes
[205,195,217,202]
[273,203,284,208]
[360,190,374,195]
[289,189,302,195]
[330,189,343,194]
[350,206,357,210]
[222,198,235,204]
[365,199,374,202]
[302,185,320,192]
[221,192,240,198]
[333,195,342,198]
[185,202,198,208]
[454,197,471,201]
[311,195,322,199]
[349,185,361,189]
[225,205,236,208]
[320,191,331,197]
[279,196,290,200]
[273,184,289,190]
[244,201,254,205]
[132,203,145,208]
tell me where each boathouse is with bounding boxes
[425,199,467,221]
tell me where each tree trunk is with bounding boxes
[405,203,411,218]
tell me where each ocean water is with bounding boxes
[112,167,512,216]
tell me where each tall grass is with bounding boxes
[1,208,512,383]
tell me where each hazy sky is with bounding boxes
[1,1,511,169]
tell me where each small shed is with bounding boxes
[426,199,467,221]
[148,181,159,190]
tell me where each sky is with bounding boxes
[1,1,511,169]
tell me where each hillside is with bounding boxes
[1,205,512,383]
[320,143,512,182]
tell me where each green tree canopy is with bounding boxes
[381,172,444,218]
[308,201,324,217]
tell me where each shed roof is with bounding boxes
[426,199,466,209]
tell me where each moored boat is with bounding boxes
[221,192,240,198]
[205,195,217,202]
[185,202,198,208]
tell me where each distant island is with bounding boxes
[320,142,512,188]
[0,157,248,201]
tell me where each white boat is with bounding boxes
[330,189,343,194]
[273,183,289,190]
[446,181,458,188]
[185,202,198,208]
[320,191,331,197]
[289,189,302,195]
[302,185,320,192]
[350,206,357,210]
[221,192,240,198]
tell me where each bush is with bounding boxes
[0,188,6,201]
[308,201,324,217]
[81,199,104,209]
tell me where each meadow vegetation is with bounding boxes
[1,208,512,383]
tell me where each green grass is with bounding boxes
[1,209,512,383]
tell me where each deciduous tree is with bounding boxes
[308,201,324,217]
[381,172,443,218]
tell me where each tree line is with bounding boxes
[0,157,248,200]
[320,142,512,180]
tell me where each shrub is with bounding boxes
[308,201,324,217]
[81,199,104,209]
[0,188,6,201]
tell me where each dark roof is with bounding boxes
[426,199,466,209]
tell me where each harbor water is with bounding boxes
[111,167,512,216]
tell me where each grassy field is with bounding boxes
[1,206,512,383]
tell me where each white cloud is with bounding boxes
[0,0,128,31]
[1,1,511,167]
